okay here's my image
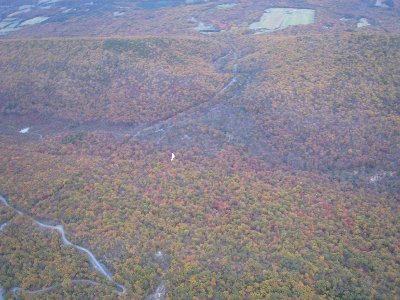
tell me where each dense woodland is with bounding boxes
[240,34,400,183]
[0,130,399,299]
[0,30,399,299]
[0,37,231,124]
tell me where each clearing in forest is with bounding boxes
[249,8,315,33]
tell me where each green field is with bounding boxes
[249,8,315,33]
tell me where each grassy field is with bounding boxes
[249,8,315,32]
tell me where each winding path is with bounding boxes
[0,45,242,300]
[0,195,126,298]
[11,280,99,298]
[0,222,8,231]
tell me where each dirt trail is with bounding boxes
[0,195,126,298]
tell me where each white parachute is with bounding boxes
[19,127,30,134]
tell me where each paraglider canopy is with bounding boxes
[19,127,30,134]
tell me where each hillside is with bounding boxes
[0,37,232,125]
[0,32,399,299]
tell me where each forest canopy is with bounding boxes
[0,6,399,299]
